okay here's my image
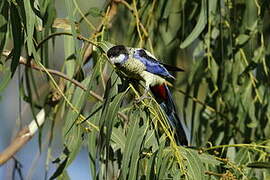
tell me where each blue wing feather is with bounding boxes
[133,49,174,79]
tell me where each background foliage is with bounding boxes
[0,0,270,179]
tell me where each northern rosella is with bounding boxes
[107,45,189,145]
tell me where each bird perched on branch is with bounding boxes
[107,45,189,146]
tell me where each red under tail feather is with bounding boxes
[150,84,189,145]
[150,84,168,102]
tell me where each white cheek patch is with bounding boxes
[118,54,126,62]
[111,54,127,64]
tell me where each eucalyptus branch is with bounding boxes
[2,50,102,101]
[0,49,128,165]
[0,109,45,165]
[2,51,128,120]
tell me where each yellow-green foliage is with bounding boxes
[1,0,269,179]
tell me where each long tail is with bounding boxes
[150,84,189,145]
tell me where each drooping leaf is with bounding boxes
[180,0,207,49]
[10,3,23,76]
[121,109,148,180]
[87,7,103,17]
[49,154,69,179]
[0,1,8,60]
[184,148,205,180]
[0,67,12,92]
[247,162,270,169]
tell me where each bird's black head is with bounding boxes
[107,45,128,58]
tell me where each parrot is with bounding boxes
[107,45,189,146]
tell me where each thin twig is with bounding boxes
[118,0,148,37]
[202,143,270,151]
[205,171,225,177]
[73,0,97,30]
[36,32,98,50]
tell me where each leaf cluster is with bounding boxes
[0,0,270,179]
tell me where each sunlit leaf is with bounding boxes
[88,7,103,17]
[184,148,205,180]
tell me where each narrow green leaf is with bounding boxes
[23,0,36,55]
[198,152,220,166]
[236,34,250,46]
[0,68,12,92]
[10,3,23,76]
[57,170,70,180]
[97,41,114,53]
[180,0,207,49]
[88,7,103,17]
[145,152,157,180]
[247,162,270,169]
[49,156,69,180]
[87,106,101,179]
[111,127,126,151]
[121,110,147,180]
[235,148,250,165]
[0,1,8,59]
[184,148,205,180]
[64,31,76,78]
[156,145,173,179]
[129,133,146,180]
[40,0,56,28]
[63,75,93,163]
